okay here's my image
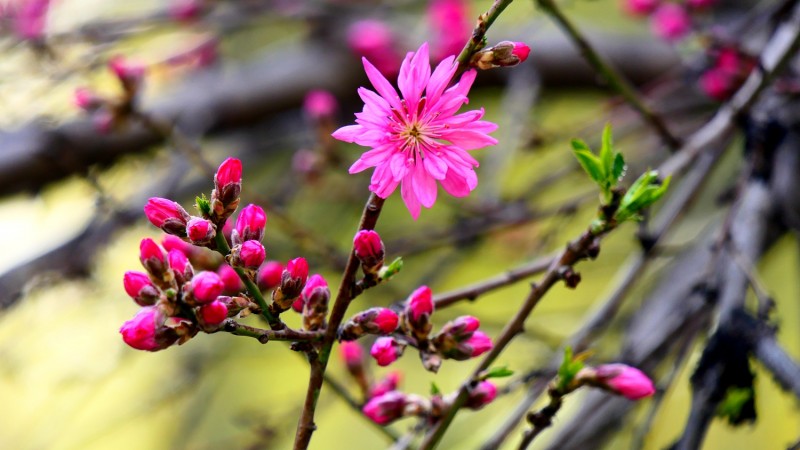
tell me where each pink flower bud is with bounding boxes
[162,235,193,255]
[108,55,146,91]
[123,271,159,306]
[119,306,177,351]
[304,90,338,120]
[622,0,659,16]
[217,264,244,295]
[374,308,400,334]
[353,229,385,269]
[339,341,364,368]
[341,307,399,340]
[464,331,493,357]
[199,300,228,326]
[215,157,242,188]
[369,371,402,398]
[452,315,480,335]
[595,364,655,400]
[370,337,404,366]
[347,20,401,76]
[650,4,691,42]
[234,204,267,243]
[168,249,193,283]
[362,391,407,425]
[700,69,734,101]
[191,270,224,303]
[279,257,309,299]
[292,297,305,313]
[186,217,215,245]
[144,197,189,236]
[74,87,102,111]
[465,381,497,410]
[239,240,266,268]
[139,238,168,277]
[257,260,284,291]
[302,274,330,331]
[406,285,434,322]
[511,42,531,63]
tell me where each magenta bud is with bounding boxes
[369,371,402,398]
[162,235,193,255]
[139,238,168,278]
[511,42,530,63]
[594,364,656,400]
[119,306,179,351]
[354,229,385,270]
[230,240,266,269]
[281,257,309,297]
[362,391,407,425]
[144,197,190,236]
[73,87,102,111]
[302,274,330,331]
[650,4,691,42]
[370,337,404,367]
[340,341,364,368]
[406,285,433,322]
[168,249,193,283]
[234,204,267,244]
[123,271,159,306]
[374,308,400,333]
[304,90,338,120]
[292,297,305,313]
[465,381,497,410]
[217,264,244,295]
[257,260,284,291]
[199,300,228,326]
[215,157,242,188]
[108,55,146,93]
[341,307,399,340]
[191,270,224,303]
[186,217,216,245]
[465,331,493,357]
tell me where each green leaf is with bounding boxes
[378,257,403,280]
[616,172,670,223]
[600,124,614,182]
[196,194,211,217]
[571,140,605,185]
[484,366,515,379]
[556,347,584,392]
[612,153,626,182]
[716,387,755,425]
[430,382,441,396]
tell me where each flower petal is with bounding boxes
[363,57,403,111]
[332,125,364,143]
[412,164,438,208]
[439,129,498,150]
[422,151,448,180]
[401,176,421,219]
[426,55,457,106]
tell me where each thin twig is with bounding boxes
[292,193,386,450]
[221,320,323,342]
[534,0,681,149]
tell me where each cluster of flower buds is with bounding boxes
[622,0,717,43]
[361,286,493,372]
[699,45,756,101]
[120,238,246,351]
[227,204,267,272]
[471,41,531,70]
[362,380,498,426]
[74,56,147,133]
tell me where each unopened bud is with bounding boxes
[168,249,193,284]
[369,371,402,398]
[404,286,434,340]
[339,341,369,394]
[370,337,405,367]
[304,90,338,121]
[465,381,497,410]
[362,391,407,425]
[119,306,184,351]
[139,238,168,279]
[73,87,103,111]
[186,217,216,245]
[340,307,399,340]
[257,260,283,291]
[591,364,655,400]
[354,229,385,273]
[199,299,228,326]
[472,41,530,70]
[230,240,266,269]
[211,157,242,222]
[302,274,330,331]
[108,55,146,94]
[441,330,493,361]
[650,4,691,42]
[144,198,190,237]
[123,271,160,306]
[190,270,224,303]
[233,204,266,244]
[217,264,244,295]
[272,257,309,310]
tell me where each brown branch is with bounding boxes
[221,320,323,343]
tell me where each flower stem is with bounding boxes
[213,232,284,329]
[222,320,323,342]
[534,0,681,150]
[293,193,386,450]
